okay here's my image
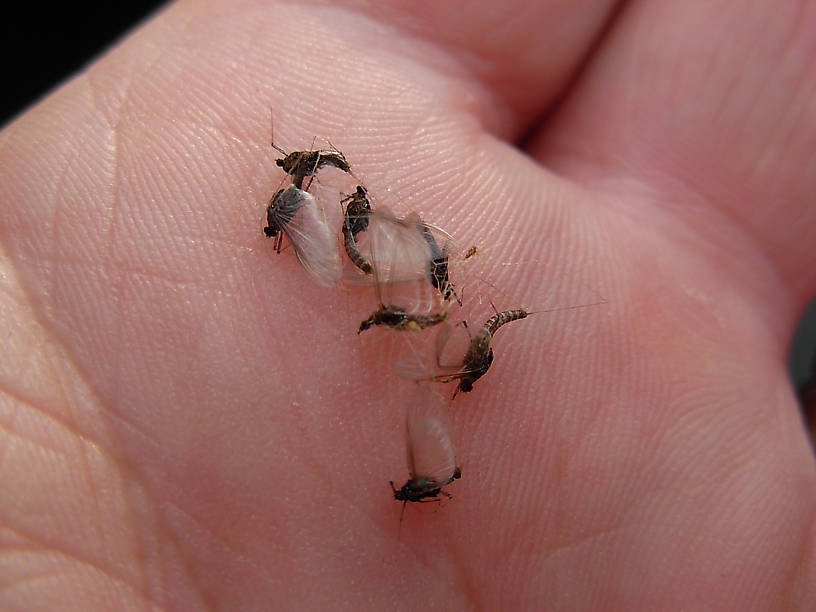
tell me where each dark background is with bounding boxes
[3,3,815,426]
[0,3,165,126]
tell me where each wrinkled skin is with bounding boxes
[1,1,815,609]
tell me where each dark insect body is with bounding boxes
[391,387,461,521]
[341,185,373,274]
[457,308,527,394]
[358,305,447,334]
[430,308,529,397]
[355,207,454,332]
[342,186,372,237]
[263,186,308,251]
[262,184,342,286]
[416,222,460,305]
[391,466,461,504]
[273,144,351,190]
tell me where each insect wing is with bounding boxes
[278,186,342,287]
[434,321,474,369]
[405,387,457,485]
[368,209,431,281]
[391,320,471,381]
[367,209,447,314]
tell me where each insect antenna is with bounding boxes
[269,109,288,156]
[523,300,608,317]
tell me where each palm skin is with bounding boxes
[1,1,815,609]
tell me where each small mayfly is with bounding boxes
[341,185,373,274]
[359,304,448,333]
[340,183,464,304]
[267,114,355,191]
[442,308,529,397]
[416,221,461,305]
[263,184,342,287]
[354,207,457,333]
[271,141,352,191]
[398,299,606,397]
[390,386,461,520]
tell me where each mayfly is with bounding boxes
[359,304,448,333]
[263,184,342,287]
[440,308,530,397]
[390,386,461,521]
[341,185,373,274]
[401,300,606,397]
[354,207,456,333]
[271,142,352,191]
[416,221,461,305]
[267,114,354,190]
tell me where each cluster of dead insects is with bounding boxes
[261,136,575,519]
[264,138,461,333]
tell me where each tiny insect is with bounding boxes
[390,387,461,521]
[416,221,461,305]
[271,142,352,191]
[463,245,480,260]
[354,207,458,332]
[358,304,448,334]
[263,184,342,287]
[429,308,528,397]
[399,299,606,397]
[454,308,527,395]
[341,185,373,274]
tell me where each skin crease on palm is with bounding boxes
[1,0,816,608]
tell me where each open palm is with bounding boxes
[2,1,815,609]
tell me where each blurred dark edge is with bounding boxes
[791,298,816,439]
[2,2,816,433]
[1,2,166,127]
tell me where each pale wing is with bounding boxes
[284,191,342,287]
[396,213,463,309]
[393,317,477,381]
[369,209,451,314]
[391,322,465,381]
[434,320,474,369]
[341,208,419,287]
[308,170,353,231]
[391,334,438,381]
[406,387,457,484]
[368,209,433,284]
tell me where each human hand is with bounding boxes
[1,1,814,609]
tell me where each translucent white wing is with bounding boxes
[307,168,354,231]
[343,208,429,286]
[366,208,453,314]
[406,387,457,484]
[391,321,471,381]
[434,321,473,369]
[370,210,432,282]
[279,187,342,287]
[390,334,439,381]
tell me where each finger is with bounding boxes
[529,0,816,302]
[332,0,621,133]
